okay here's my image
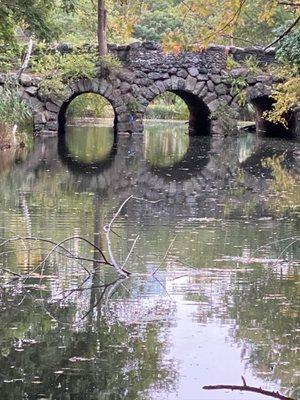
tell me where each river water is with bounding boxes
[0,121,299,400]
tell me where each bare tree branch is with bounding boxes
[203,377,295,400]
[264,16,300,50]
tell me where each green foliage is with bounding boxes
[67,93,114,118]
[145,93,189,120]
[276,28,300,67]
[244,55,260,75]
[39,75,69,100]
[31,51,97,80]
[62,53,98,80]
[32,50,99,99]
[134,9,181,43]
[96,54,122,78]
[226,55,241,70]
[262,154,300,215]
[127,98,141,114]
[0,81,30,126]
[263,71,300,127]
[0,43,25,73]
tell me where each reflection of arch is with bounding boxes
[145,87,211,136]
[251,95,296,138]
[58,126,118,174]
[148,136,212,182]
[240,140,296,177]
[57,85,118,133]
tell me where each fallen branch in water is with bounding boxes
[203,376,295,400]
[104,195,162,277]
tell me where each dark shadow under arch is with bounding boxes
[172,90,211,136]
[251,96,296,139]
[148,136,212,182]
[57,91,118,134]
[147,90,211,136]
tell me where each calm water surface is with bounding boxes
[0,122,299,400]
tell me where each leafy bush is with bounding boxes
[39,75,69,100]
[276,28,300,67]
[67,93,114,118]
[0,81,30,126]
[263,76,300,127]
[226,55,241,70]
[0,43,25,73]
[145,93,189,120]
[244,55,260,75]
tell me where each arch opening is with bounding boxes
[145,91,211,136]
[58,92,117,133]
[251,95,296,138]
[173,90,211,136]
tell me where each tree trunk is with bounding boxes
[98,0,108,56]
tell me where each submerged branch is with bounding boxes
[203,377,295,400]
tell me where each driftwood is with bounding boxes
[203,377,295,400]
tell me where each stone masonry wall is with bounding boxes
[0,42,298,138]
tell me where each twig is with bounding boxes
[203,377,295,400]
[104,196,162,277]
[264,16,300,50]
[152,235,177,276]
[122,235,140,269]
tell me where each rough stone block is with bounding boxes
[194,81,205,95]
[46,111,58,121]
[148,72,169,80]
[186,75,197,91]
[117,122,131,132]
[197,74,208,81]
[230,68,247,78]
[25,86,38,96]
[99,80,109,95]
[188,67,199,77]
[34,112,47,124]
[208,99,220,112]
[209,74,222,84]
[46,102,60,113]
[149,84,161,96]
[118,70,135,83]
[177,69,188,78]
[104,84,113,98]
[178,78,186,90]
[215,83,228,95]
[204,92,217,104]
[207,80,215,92]
[20,74,33,86]
[120,82,131,94]
[91,78,99,92]
[170,76,179,90]
[155,80,166,93]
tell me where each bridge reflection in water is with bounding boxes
[0,122,299,400]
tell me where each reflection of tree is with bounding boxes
[144,123,189,168]
[0,280,176,400]
[65,126,115,164]
[227,267,300,393]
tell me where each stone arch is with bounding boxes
[57,78,120,133]
[143,80,212,136]
[250,95,297,138]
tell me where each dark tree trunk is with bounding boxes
[98,0,108,56]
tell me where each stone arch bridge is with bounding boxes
[14,42,300,138]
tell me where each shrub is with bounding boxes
[0,81,30,126]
